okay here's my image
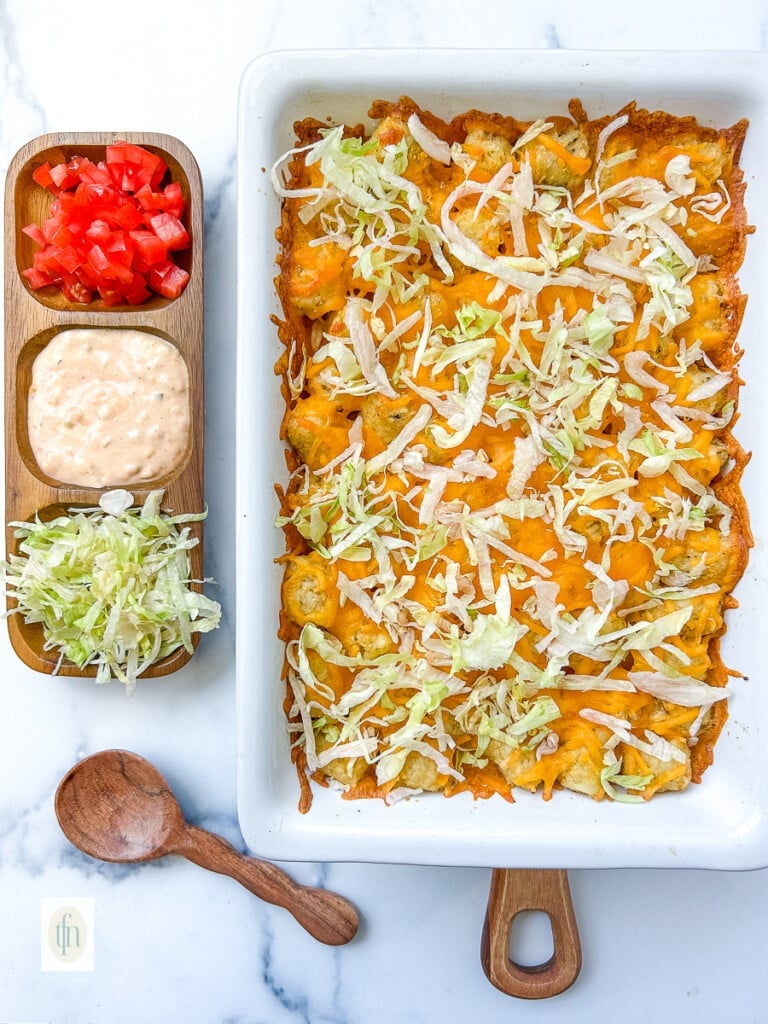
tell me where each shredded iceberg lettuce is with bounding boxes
[600,760,653,803]
[273,104,744,805]
[2,490,221,691]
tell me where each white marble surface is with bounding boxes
[1,2,768,1021]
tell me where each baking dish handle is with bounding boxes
[481,868,582,999]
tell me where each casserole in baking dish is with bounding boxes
[236,48,768,868]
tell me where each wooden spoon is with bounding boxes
[481,869,581,998]
[54,749,359,946]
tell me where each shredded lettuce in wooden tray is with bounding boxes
[2,489,221,690]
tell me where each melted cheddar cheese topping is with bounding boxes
[273,98,751,808]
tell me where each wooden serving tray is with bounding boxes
[3,131,204,678]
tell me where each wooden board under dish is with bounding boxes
[3,131,204,678]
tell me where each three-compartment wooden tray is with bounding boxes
[4,131,204,678]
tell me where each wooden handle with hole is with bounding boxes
[480,869,581,999]
[177,825,359,946]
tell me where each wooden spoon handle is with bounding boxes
[480,868,581,999]
[177,825,359,945]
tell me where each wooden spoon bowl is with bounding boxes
[56,748,183,862]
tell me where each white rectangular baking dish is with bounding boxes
[236,48,768,869]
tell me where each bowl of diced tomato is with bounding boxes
[12,134,195,310]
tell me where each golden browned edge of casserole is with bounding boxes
[272,97,752,812]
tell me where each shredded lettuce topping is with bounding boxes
[2,490,221,690]
[274,103,744,804]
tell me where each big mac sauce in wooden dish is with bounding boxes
[3,132,210,683]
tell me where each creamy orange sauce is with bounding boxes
[28,327,189,487]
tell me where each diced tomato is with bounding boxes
[74,181,112,208]
[22,223,45,246]
[85,220,111,244]
[87,244,110,274]
[32,162,54,189]
[40,218,57,244]
[161,182,184,217]
[22,267,50,289]
[125,143,166,186]
[149,212,190,251]
[105,144,127,164]
[66,156,93,179]
[122,144,148,167]
[149,261,189,299]
[98,287,124,306]
[77,263,99,289]
[134,181,185,217]
[105,144,127,186]
[49,163,79,190]
[51,223,74,248]
[107,142,167,193]
[129,229,167,265]
[105,230,133,262]
[78,160,112,186]
[113,201,145,230]
[138,149,166,190]
[52,193,72,216]
[106,260,136,286]
[131,253,153,275]
[147,259,173,288]
[134,184,157,210]
[60,276,93,304]
[125,283,151,305]
[21,142,189,305]
[55,245,82,274]
[157,264,190,300]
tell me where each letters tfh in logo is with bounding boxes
[55,910,81,957]
[41,898,94,972]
